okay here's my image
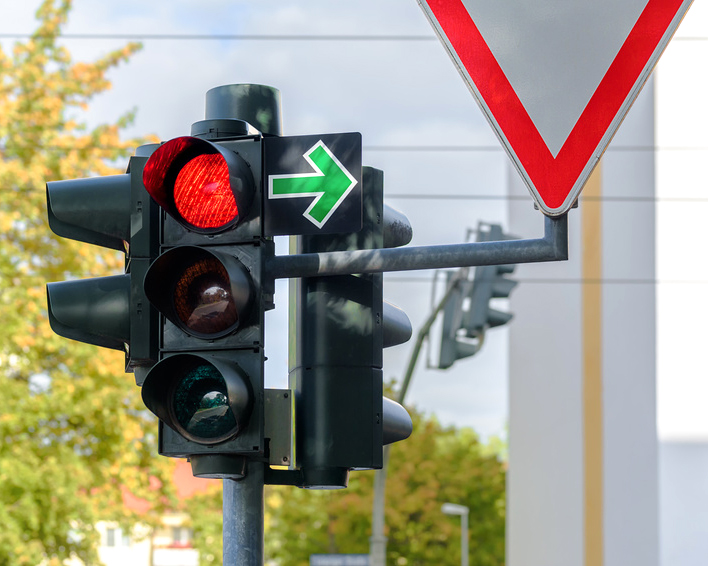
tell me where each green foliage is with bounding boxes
[267,408,506,566]
[0,1,173,564]
[187,487,224,566]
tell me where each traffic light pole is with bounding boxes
[223,462,265,566]
[206,85,279,566]
[267,212,567,279]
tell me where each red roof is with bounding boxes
[122,460,220,513]
[173,460,220,499]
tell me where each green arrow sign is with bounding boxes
[268,140,358,228]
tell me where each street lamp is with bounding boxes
[442,502,469,566]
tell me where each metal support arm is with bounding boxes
[267,214,567,279]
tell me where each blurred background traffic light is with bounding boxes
[437,223,518,369]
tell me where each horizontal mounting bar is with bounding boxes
[267,213,568,279]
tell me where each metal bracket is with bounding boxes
[267,213,568,279]
[264,388,293,468]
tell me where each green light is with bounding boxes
[173,363,237,440]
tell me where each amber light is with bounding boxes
[172,257,239,336]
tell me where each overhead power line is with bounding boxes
[4,184,708,203]
[385,194,708,203]
[0,32,439,42]
[385,276,708,285]
[13,273,708,286]
[0,32,705,42]
[364,145,708,152]
[0,144,703,153]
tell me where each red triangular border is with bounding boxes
[425,0,686,211]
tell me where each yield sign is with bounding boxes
[418,0,693,216]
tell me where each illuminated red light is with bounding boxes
[174,154,238,229]
[143,136,253,234]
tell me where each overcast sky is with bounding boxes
[4,0,705,442]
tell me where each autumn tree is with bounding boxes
[265,407,506,566]
[0,1,173,564]
[181,406,505,566]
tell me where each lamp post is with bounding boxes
[442,502,469,566]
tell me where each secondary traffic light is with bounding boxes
[140,129,271,479]
[289,166,413,489]
[46,147,159,376]
[438,223,518,369]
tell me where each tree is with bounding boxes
[181,407,506,566]
[185,486,223,566]
[266,408,506,566]
[0,1,174,564]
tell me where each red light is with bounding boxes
[173,154,238,229]
[143,136,254,234]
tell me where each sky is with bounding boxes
[3,0,705,443]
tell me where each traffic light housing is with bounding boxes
[46,85,289,481]
[438,223,518,369]
[140,127,271,479]
[46,148,160,375]
[289,167,413,489]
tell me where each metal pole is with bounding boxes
[223,462,265,566]
[461,509,469,566]
[369,446,390,566]
[268,213,567,280]
[205,83,282,136]
[369,273,467,566]
[202,84,280,566]
[442,503,470,566]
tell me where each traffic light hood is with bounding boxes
[46,174,131,252]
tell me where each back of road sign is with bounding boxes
[418,0,693,216]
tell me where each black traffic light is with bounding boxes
[140,124,272,480]
[46,147,159,376]
[438,222,518,369]
[289,166,413,489]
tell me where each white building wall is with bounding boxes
[655,3,708,566]
[96,521,152,566]
[507,76,658,566]
[507,156,584,566]
[600,78,658,566]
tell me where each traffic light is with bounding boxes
[289,166,413,489]
[140,128,271,479]
[437,223,517,369]
[46,146,159,377]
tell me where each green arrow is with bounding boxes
[268,140,357,228]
